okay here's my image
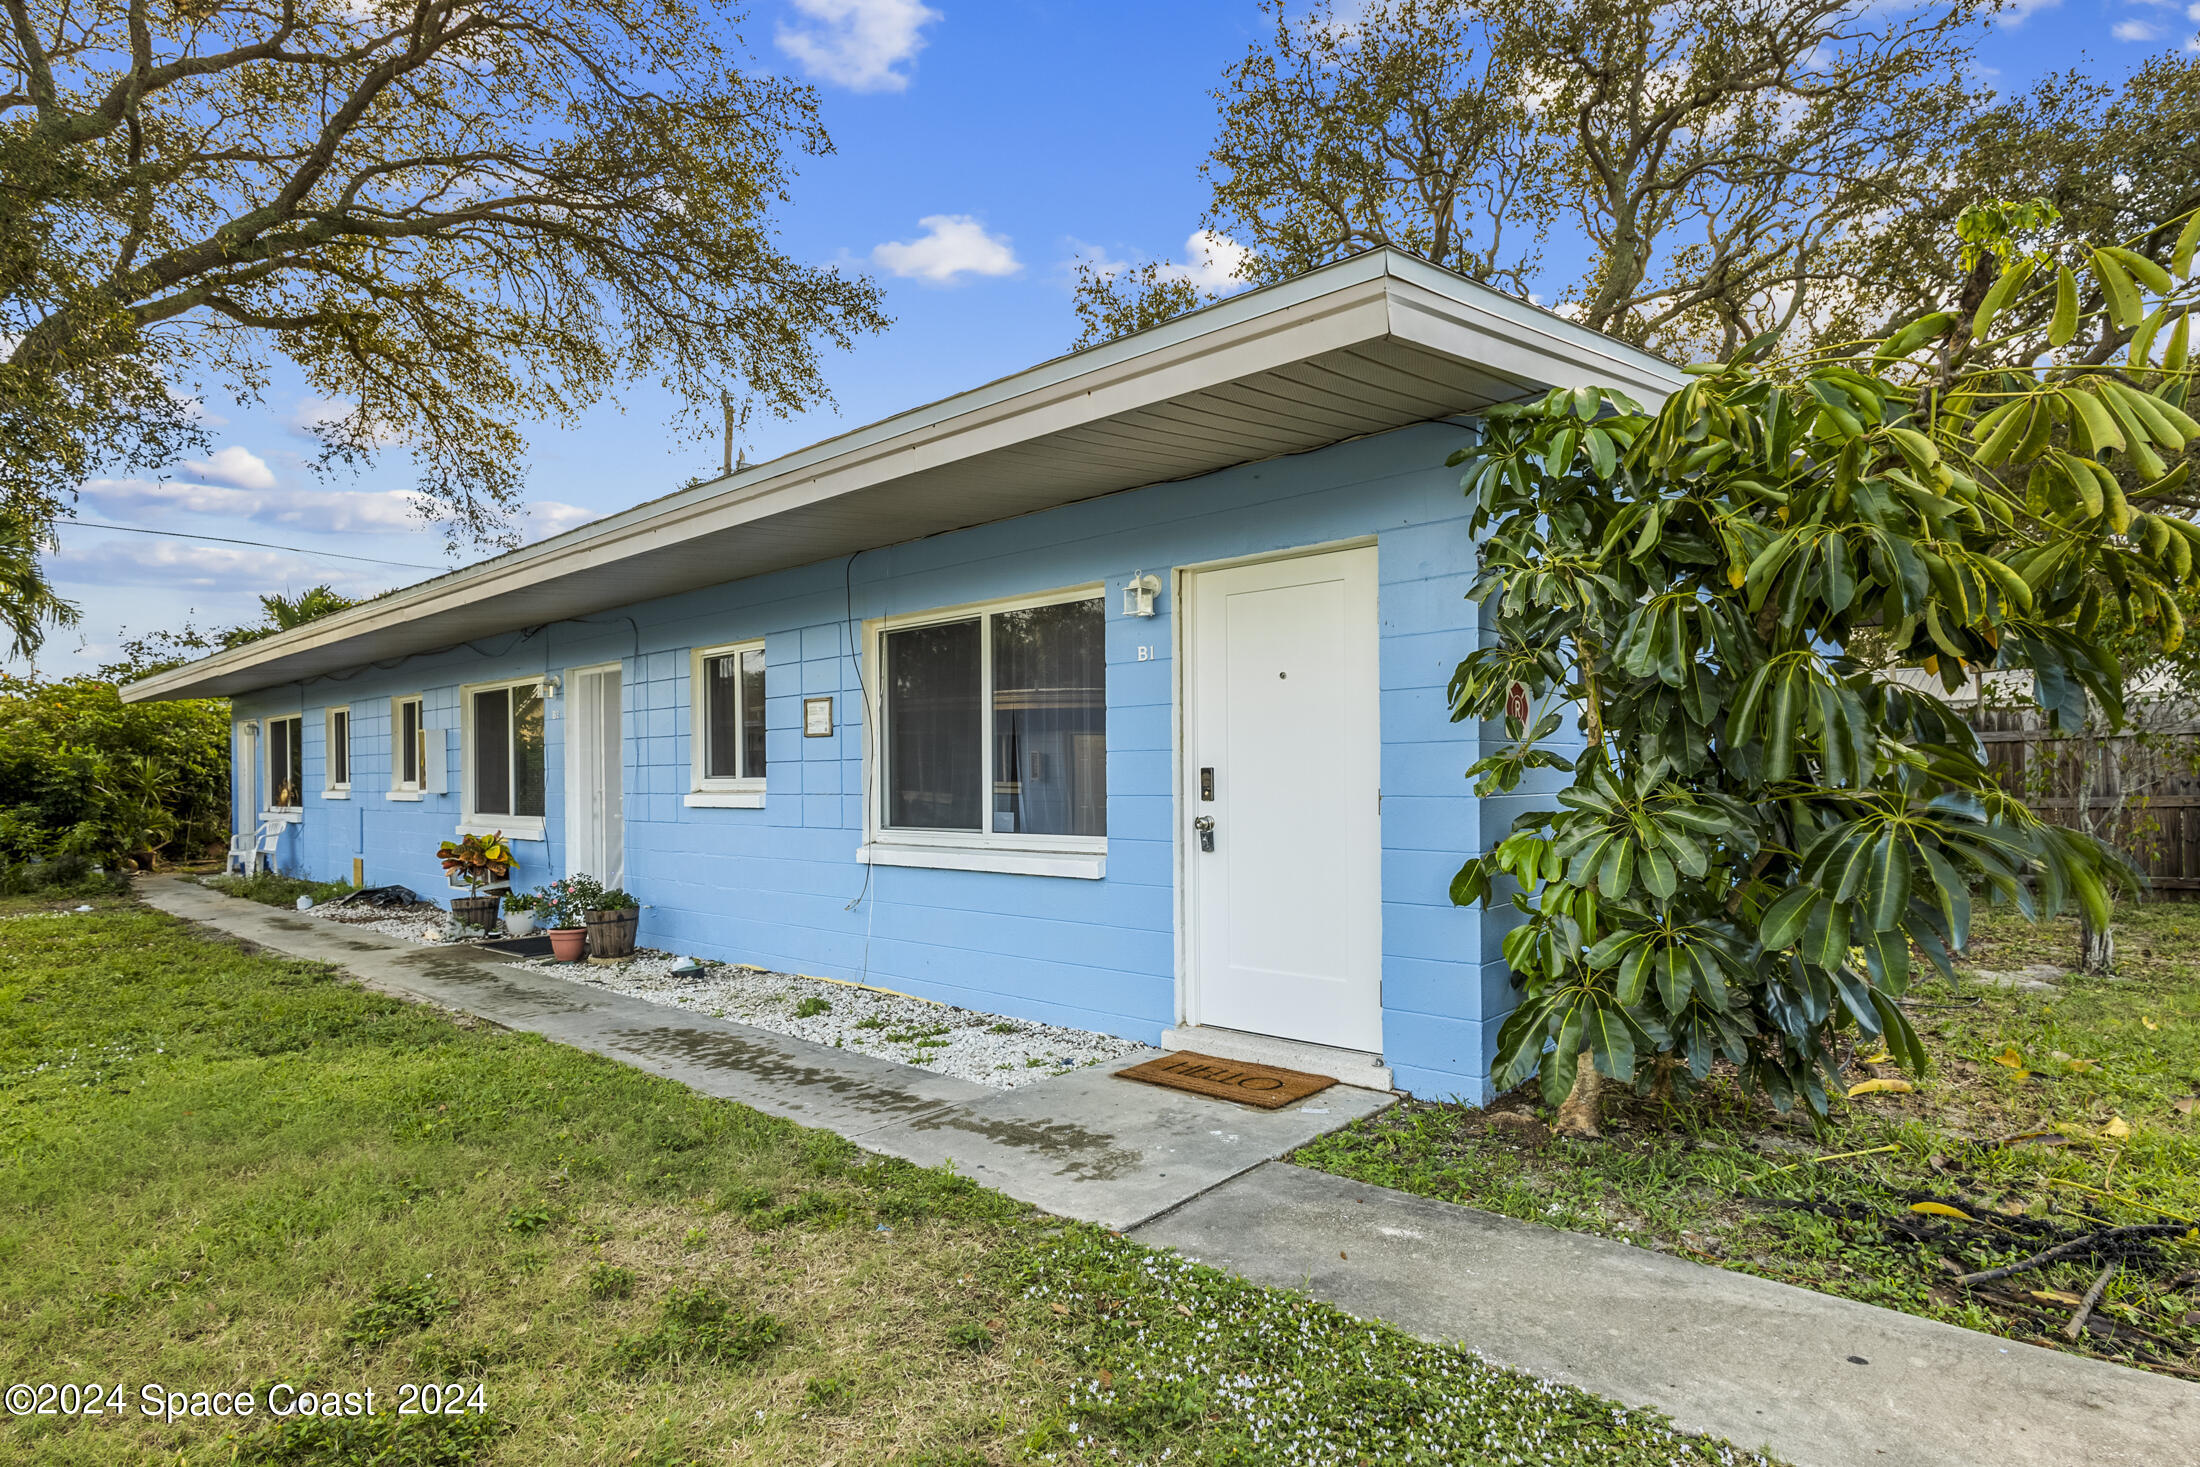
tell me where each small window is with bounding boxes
[325,707,351,791]
[267,715,304,810]
[392,696,426,789]
[467,679,546,820]
[880,593,1105,840]
[691,642,767,792]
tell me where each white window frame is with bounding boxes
[457,676,548,841]
[322,705,352,798]
[388,695,428,801]
[687,640,768,808]
[858,584,1107,880]
[262,713,305,820]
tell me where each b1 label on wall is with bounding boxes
[1136,646,1156,662]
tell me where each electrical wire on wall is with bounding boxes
[842,547,879,986]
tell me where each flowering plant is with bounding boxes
[531,874,604,929]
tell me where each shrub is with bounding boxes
[0,853,131,898]
[0,673,228,865]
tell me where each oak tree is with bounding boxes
[3,0,888,649]
[1090,0,1984,358]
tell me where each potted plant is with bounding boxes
[585,887,640,960]
[533,875,600,962]
[436,832,512,933]
[501,890,540,937]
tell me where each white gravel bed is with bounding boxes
[308,901,482,946]
[510,948,1154,1089]
[276,886,1148,1088]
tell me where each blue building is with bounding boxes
[127,251,1679,1102]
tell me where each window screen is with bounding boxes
[882,597,1105,838]
[992,599,1106,837]
[703,648,767,781]
[885,619,982,830]
[472,685,544,818]
[269,717,303,808]
[329,710,350,787]
[473,688,511,815]
[400,699,421,786]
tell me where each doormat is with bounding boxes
[475,935,554,958]
[1115,1052,1337,1110]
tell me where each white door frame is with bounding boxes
[1173,537,1382,1045]
[563,662,625,886]
[238,719,261,828]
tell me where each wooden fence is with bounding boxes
[1969,707,2200,897]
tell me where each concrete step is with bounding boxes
[1161,1024,1393,1091]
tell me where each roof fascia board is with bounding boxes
[124,277,1409,704]
[123,251,1679,703]
[1379,259,1686,401]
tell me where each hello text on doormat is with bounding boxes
[1115,1052,1337,1110]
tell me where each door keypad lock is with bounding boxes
[1194,816,1215,852]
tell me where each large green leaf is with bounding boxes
[1759,885,1818,949]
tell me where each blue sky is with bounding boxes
[25,0,2198,678]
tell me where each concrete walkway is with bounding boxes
[140,877,2197,1467]
[137,877,1388,1229]
[1136,1161,2196,1467]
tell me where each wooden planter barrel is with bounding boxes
[585,907,638,959]
[450,894,501,932]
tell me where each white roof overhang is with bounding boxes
[124,249,1683,702]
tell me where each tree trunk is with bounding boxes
[1554,1050,1603,1138]
[2077,918,2115,975]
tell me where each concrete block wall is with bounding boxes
[228,420,1508,1099]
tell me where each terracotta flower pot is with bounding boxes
[547,926,588,962]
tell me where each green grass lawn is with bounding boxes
[1297,904,2200,1378]
[201,870,359,907]
[1,896,1777,1466]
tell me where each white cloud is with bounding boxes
[45,536,392,594]
[286,393,404,447]
[1163,231,1251,293]
[2189,0,2200,19]
[2113,18,2160,38]
[2004,0,2063,21]
[1064,237,1132,282]
[523,501,600,540]
[777,0,941,92]
[81,477,421,534]
[1064,230,1252,299]
[81,476,599,546]
[870,214,1021,283]
[180,445,277,491]
[286,395,353,435]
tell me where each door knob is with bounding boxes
[1193,816,1215,852]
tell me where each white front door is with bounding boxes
[1185,545,1382,1053]
[568,666,625,886]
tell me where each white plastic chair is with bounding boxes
[227,821,279,875]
